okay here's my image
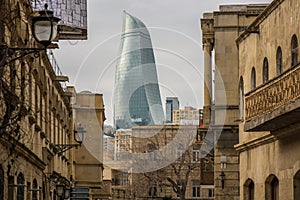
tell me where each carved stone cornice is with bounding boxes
[201,14,214,49]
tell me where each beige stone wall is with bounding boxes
[237,0,300,199]
[201,5,267,200]
[0,1,75,199]
[239,0,300,96]
[129,125,213,199]
[74,91,106,199]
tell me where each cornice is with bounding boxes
[236,0,284,44]
[1,135,46,170]
[235,133,276,152]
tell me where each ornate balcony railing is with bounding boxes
[245,63,300,121]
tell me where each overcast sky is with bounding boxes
[54,0,271,125]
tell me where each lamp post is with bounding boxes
[0,3,60,67]
[220,156,227,189]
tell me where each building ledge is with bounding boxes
[235,133,276,152]
[55,75,69,82]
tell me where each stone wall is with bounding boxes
[236,0,300,199]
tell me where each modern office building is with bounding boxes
[114,11,164,129]
[165,97,180,123]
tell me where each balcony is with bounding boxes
[244,63,300,134]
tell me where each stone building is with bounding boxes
[200,4,267,200]
[173,106,201,125]
[114,129,132,161]
[103,136,114,161]
[129,125,214,199]
[0,0,77,199]
[73,91,107,199]
[234,0,300,199]
[0,0,91,199]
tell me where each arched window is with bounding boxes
[291,34,298,67]
[17,173,25,200]
[294,170,300,200]
[276,47,282,75]
[239,77,244,120]
[32,179,38,200]
[265,174,279,200]
[0,166,4,200]
[251,67,256,90]
[53,189,57,200]
[263,58,269,83]
[244,178,254,200]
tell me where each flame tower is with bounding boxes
[114,11,165,129]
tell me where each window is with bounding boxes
[276,47,282,75]
[53,189,57,200]
[192,150,200,162]
[251,67,256,90]
[8,176,14,200]
[239,77,244,120]
[176,144,186,161]
[263,58,269,83]
[0,166,4,200]
[244,178,254,200]
[294,170,300,200]
[17,173,25,200]
[148,186,157,197]
[192,180,201,198]
[208,189,214,197]
[265,174,279,200]
[291,34,298,67]
[32,179,38,200]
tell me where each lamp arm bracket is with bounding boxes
[0,45,46,67]
[54,144,81,155]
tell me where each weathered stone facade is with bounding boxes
[73,91,106,199]
[235,0,300,199]
[200,4,267,200]
[129,125,214,200]
[0,0,75,199]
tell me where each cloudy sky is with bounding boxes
[54,0,271,125]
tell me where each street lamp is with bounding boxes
[56,184,65,199]
[0,4,60,66]
[32,4,60,47]
[75,124,86,144]
[220,156,227,189]
[54,124,86,154]
[64,187,71,199]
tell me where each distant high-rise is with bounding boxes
[165,97,179,123]
[173,106,200,125]
[114,11,165,130]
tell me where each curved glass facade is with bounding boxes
[114,11,165,129]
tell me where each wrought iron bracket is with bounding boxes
[54,144,81,155]
[0,45,46,67]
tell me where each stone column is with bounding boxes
[203,40,213,107]
[201,15,214,128]
[202,39,213,127]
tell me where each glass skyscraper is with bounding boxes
[114,11,165,129]
[165,97,180,123]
